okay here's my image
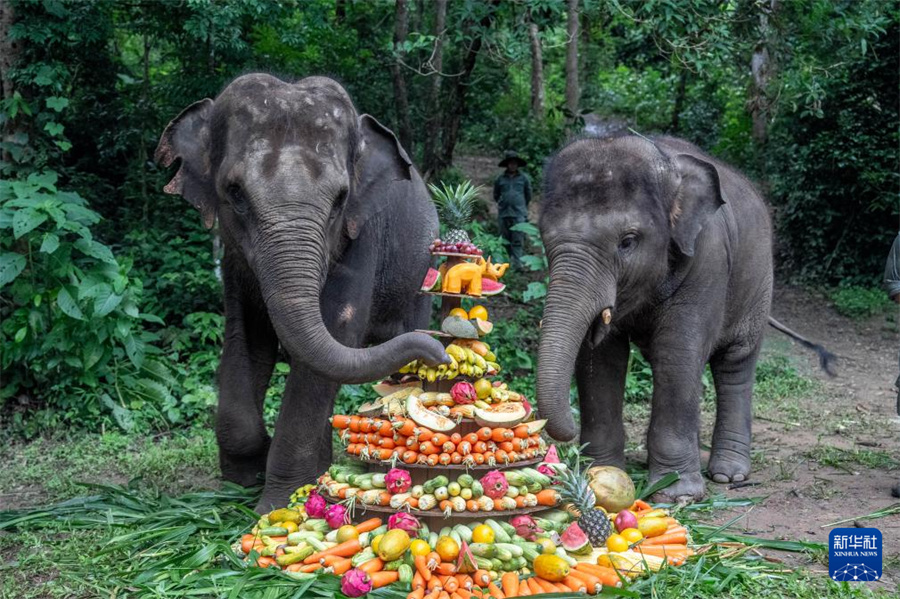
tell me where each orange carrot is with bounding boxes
[436,562,457,576]
[575,563,624,587]
[535,489,559,506]
[331,557,353,575]
[415,555,432,582]
[516,578,531,595]
[371,571,400,588]
[472,569,490,587]
[454,589,474,599]
[487,582,505,599]
[332,415,351,429]
[240,533,258,554]
[427,576,443,591]
[299,562,322,573]
[560,576,586,593]
[664,525,688,536]
[355,517,383,533]
[443,576,459,593]
[455,574,473,590]
[413,572,426,590]
[422,589,440,599]
[567,568,602,592]
[533,578,557,594]
[500,572,519,598]
[633,498,652,511]
[438,592,451,599]
[359,557,385,574]
[642,531,687,546]
[408,589,426,599]
[526,577,543,595]
[255,556,277,568]
[303,538,362,564]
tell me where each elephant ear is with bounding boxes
[669,153,725,257]
[344,114,414,239]
[154,99,217,229]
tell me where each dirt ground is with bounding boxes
[660,284,899,591]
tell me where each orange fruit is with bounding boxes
[449,308,469,319]
[468,305,488,320]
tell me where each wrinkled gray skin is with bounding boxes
[537,135,773,503]
[155,75,448,511]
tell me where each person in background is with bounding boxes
[884,233,900,497]
[493,150,532,269]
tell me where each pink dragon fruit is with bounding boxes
[305,490,327,519]
[450,381,477,404]
[324,503,349,529]
[388,512,420,536]
[480,470,509,499]
[385,468,412,494]
[341,568,373,597]
[510,514,544,541]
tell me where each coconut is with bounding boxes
[586,465,636,512]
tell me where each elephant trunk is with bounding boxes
[537,251,615,441]
[255,217,446,385]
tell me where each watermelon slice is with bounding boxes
[421,268,441,292]
[481,278,505,296]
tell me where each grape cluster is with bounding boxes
[430,239,483,255]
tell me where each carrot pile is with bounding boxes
[332,414,546,466]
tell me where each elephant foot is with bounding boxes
[650,470,706,504]
[220,451,268,488]
[892,481,900,498]
[708,448,751,484]
[581,446,626,470]
[255,488,294,514]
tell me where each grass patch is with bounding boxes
[830,286,894,319]
[0,430,218,507]
[754,354,817,402]
[806,445,900,471]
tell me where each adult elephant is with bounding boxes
[536,134,829,502]
[155,74,448,511]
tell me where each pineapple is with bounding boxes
[554,459,613,546]
[428,180,481,245]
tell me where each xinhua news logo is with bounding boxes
[829,527,882,582]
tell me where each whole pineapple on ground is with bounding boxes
[555,460,613,546]
[428,180,481,245]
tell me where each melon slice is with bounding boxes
[473,402,528,428]
[481,278,506,296]
[421,268,442,292]
[442,316,479,339]
[525,418,547,435]
[372,380,422,397]
[406,395,457,432]
[473,318,493,337]
[358,400,385,417]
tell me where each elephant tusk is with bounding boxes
[601,308,613,325]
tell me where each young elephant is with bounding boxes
[155,74,448,511]
[536,134,772,502]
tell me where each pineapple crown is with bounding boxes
[555,444,599,512]
[428,180,482,231]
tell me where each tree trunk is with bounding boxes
[670,68,688,132]
[140,33,150,220]
[750,0,779,147]
[335,0,346,24]
[527,15,545,121]
[421,0,447,177]
[0,0,19,165]
[565,0,580,124]
[390,0,412,151]
[412,0,424,34]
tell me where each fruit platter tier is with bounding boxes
[419,291,500,299]
[430,251,484,259]
[345,454,544,471]
[322,494,553,521]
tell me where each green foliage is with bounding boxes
[830,286,894,319]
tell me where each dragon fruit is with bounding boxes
[450,381,477,404]
[305,490,327,519]
[388,512,420,536]
[480,470,509,499]
[341,568,373,597]
[324,503,349,529]
[510,514,544,541]
[385,468,412,494]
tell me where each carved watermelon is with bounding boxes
[481,278,505,296]
[560,523,591,555]
[421,268,441,292]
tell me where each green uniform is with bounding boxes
[884,233,900,415]
[493,172,532,267]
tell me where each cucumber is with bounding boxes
[276,546,314,566]
[469,543,494,558]
[351,547,376,567]
[283,543,310,554]
[457,473,474,488]
[383,559,404,571]
[439,527,452,539]
[521,546,540,562]
[449,530,462,546]
[428,532,438,548]
[424,475,449,493]
[325,529,338,543]
[499,521,517,537]
[305,536,327,552]
[474,556,494,570]
[258,526,288,536]
[485,519,511,543]
[494,543,524,557]
[555,547,577,566]
[453,524,472,544]
[493,546,513,561]
[371,525,388,537]
[398,564,414,585]
[371,473,386,488]
[490,558,504,571]
[286,531,324,545]
[283,571,316,581]
[470,481,484,499]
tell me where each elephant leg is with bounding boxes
[707,340,761,484]
[216,260,278,488]
[575,331,630,468]
[646,340,708,503]
[257,365,339,512]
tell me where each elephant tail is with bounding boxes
[768,316,837,377]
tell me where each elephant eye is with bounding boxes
[226,183,249,215]
[618,233,639,253]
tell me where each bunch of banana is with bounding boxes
[417,391,454,407]
[288,484,316,507]
[398,342,500,381]
[490,382,523,402]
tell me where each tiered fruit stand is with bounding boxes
[325,248,553,529]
